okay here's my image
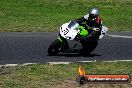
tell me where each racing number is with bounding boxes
[63,28,69,35]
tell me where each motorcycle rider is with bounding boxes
[75,8,102,42]
[75,8,102,54]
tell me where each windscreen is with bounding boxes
[68,20,79,30]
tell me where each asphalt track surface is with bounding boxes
[0,32,132,65]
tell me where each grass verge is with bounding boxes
[0,61,132,88]
[0,0,132,32]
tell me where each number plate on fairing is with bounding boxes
[60,23,80,40]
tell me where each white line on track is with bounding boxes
[107,34,132,38]
[0,60,132,66]
[76,60,96,63]
[0,63,37,67]
[118,60,132,62]
[4,64,18,67]
[21,63,37,66]
[47,62,71,65]
[47,60,132,64]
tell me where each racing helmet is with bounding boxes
[88,8,99,21]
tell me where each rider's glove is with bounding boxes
[93,28,100,31]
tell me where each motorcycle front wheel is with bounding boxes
[48,39,68,56]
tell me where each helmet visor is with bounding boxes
[89,14,97,21]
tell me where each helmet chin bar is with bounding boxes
[89,17,96,22]
[89,14,97,21]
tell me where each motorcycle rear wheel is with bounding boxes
[79,37,98,55]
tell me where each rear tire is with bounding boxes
[79,37,98,55]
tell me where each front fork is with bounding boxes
[57,34,69,51]
[57,33,66,42]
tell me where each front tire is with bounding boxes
[48,39,68,56]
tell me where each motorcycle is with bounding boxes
[48,20,108,56]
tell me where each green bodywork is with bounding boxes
[57,36,63,42]
[57,35,67,43]
[79,26,89,37]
